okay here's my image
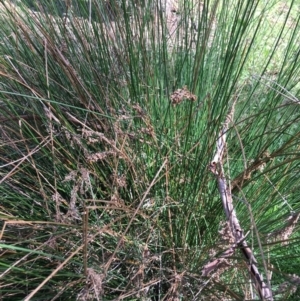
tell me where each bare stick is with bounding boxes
[208,101,273,300]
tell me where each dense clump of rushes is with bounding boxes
[0,0,299,300]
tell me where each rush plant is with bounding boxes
[0,0,299,300]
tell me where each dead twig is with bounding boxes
[207,100,273,300]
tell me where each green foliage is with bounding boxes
[0,0,299,300]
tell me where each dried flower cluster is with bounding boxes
[170,86,197,105]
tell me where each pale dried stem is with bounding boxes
[207,101,273,300]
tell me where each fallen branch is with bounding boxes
[207,101,273,301]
